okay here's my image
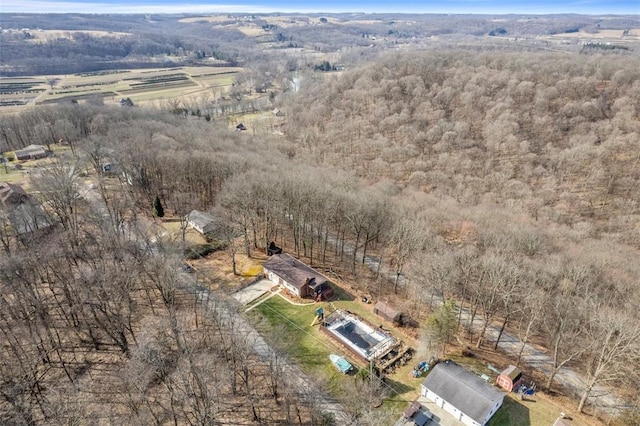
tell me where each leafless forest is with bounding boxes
[1,11,640,426]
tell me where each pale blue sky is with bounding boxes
[0,0,638,14]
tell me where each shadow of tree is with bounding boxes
[384,377,415,397]
[330,282,356,302]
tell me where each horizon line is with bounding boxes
[0,1,637,16]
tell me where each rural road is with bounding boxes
[179,278,352,424]
[346,239,625,416]
[79,181,352,424]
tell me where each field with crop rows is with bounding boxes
[0,66,242,112]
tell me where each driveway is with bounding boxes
[232,278,275,305]
[393,396,463,426]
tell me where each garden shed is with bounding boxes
[373,301,404,325]
[496,365,522,392]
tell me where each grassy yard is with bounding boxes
[250,291,422,416]
[0,167,25,184]
[251,295,347,394]
[489,394,561,426]
[249,284,578,425]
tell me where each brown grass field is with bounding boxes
[25,29,131,42]
[0,66,242,113]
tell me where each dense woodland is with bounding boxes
[0,110,343,425]
[1,11,640,426]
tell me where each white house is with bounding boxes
[421,361,504,426]
[186,210,218,235]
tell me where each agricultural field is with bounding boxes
[540,28,640,45]
[0,77,47,108]
[24,29,131,42]
[0,66,242,112]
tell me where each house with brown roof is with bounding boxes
[13,144,47,161]
[263,253,333,300]
[0,183,53,239]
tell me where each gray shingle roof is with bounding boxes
[186,210,218,234]
[422,361,504,425]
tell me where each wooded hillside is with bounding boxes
[285,51,640,244]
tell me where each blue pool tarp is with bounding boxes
[329,354,353,374]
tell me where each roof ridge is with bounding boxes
[441,361,501,402]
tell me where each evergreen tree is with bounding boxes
[425,299,457,356]
[153,196,164,218]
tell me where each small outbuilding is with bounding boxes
[267,241,282,255]
[496,365,522,392]
[374,301,404,325]
[421,360,504,426]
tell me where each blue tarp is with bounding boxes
[329,354,353,374]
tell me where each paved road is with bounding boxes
[341,238,625,416]
[180,278,352,424]
[80,182,352,424]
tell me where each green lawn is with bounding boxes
[488,393,561,426]
[250,293,422,407]
[251,295,347,395]
[0,167,22,184]
[250,291,568,425]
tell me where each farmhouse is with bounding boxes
[421,361,504,426]
[496,365,522,392]
[186,210,218,235]
[262,253,333,299]
[373,301,404,325]
[13,144,47,160]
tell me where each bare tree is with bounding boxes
[578,309,640,413]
